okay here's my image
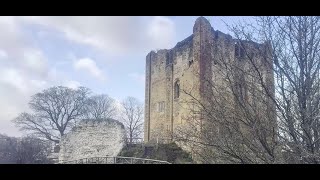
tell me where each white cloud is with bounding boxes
[19,16,176,55]
[0,16,176,137]
[0,64,78,137]
[0,68,28,93]
[0,67,50,137]
[113,98,124,121]
[0,17,50,137]
[22,48,48,76]
[0,17,27,55]
[30,79,48,90]
[0,49,8,59]
[147,16,176,50]
[73,58,105,81]
[0,67,49,98]
[64,80,81,89]
[128,73,145,85]
[0,17,48,77]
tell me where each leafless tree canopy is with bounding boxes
[13,86,91,143]
[229,16,320,163]
[0,134,18,163]
[15,136,51,164]
[120,97,144,144]
[83,94,117,120]
[255,16,320,164]
[174,16,320,164]
[175,42,279,163]
[0,134,51,164]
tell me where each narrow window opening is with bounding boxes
[174,80,180,99]
[188,59,194,67]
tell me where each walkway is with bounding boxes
[60,156,171,164]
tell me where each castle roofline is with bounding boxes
[193,16,212,33]
[146,34,194,57]
[146,16,266,58]
[147,17,211,56]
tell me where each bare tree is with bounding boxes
[84,94,117,120]
[174,43,279,163]
[0,134,51,164]
[120,97,144,145]
[173,18,281,164]
[15,136,51,164]
[0,134,18,163]
[253,16,320,164]
[224,16,320,163]
[13,86,91,143]
[175,16,320,164]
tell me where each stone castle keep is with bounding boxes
[144,17,275,145]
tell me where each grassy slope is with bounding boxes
[119,142,193,164]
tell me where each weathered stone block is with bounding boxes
[58,119,126,163]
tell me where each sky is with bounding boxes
[0,16,249,137]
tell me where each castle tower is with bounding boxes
[144,17,276,160]
[145,17,219,143]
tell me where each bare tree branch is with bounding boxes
[12,86,91,143]
[83,94,117,120]
[120,97,144,145]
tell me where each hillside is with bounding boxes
[119,142,193,164]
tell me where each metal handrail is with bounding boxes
[114,156,170,163]
[60,156,171,164]
[124,138,144,144]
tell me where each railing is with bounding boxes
[60,156,170,164]
[124,138,144,145]
[155,137,172,144]
[58,138,174,164]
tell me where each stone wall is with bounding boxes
[58,119,126,163]
[144,34,198,143]
[144,17,276,160]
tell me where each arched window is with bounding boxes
[174,80,180,99]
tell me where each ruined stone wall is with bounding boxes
[59,119,126,163]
